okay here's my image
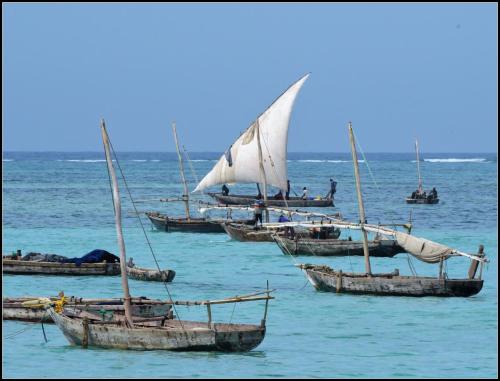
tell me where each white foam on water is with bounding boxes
[423,158,487,163]
[60,159,108,162]
[131,160,147,162]
[3,159,14,162]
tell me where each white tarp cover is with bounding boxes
[193,73,310,193]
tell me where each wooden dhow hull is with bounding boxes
[222,223,276,242]
[146,212,251,233]
[3,297,172,323]
[274,237,404,257]
[209,193,333,207]
[2,259,121,275]
[298,265,484,297]
[48,308,266,352]
[2,259,175,282]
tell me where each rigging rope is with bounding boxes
[107,138,186,333]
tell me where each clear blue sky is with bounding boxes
[3,3,498,152]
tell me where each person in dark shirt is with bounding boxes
[326,178,337,199]
[221,184,229,196]
[286,180,290,200]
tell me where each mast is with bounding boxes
[172,122,191,220]
[255,120,269,222]
[348,122,372,275]
[100,119,134,327]
[415,139,423,193]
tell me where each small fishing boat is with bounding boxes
[48,120,273,352]
[406,139,439,204]
[208,193,333,207]
[222,222,283,242]
[145,123,248,233]
[3,296,172,323]
[146,211,252,233]
[273,235,403,257]
[297,123,487,297]
[2,253,175,282]
[223,221,340,243]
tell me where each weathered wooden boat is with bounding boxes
[222,222,282,242]
[406,139,439,204]
[223,221,340,243]
[208,193,333,207]
[296,264,484,297]
[3,296,172,323]
[274,235,404,257]
[48,120,273,352]
[296,123,487,297]
[2,256,175,282]
[145,211,252,233]
[2,258,121,275]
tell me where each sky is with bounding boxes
[2,3,498,153]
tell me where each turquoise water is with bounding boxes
[2,152,498,378]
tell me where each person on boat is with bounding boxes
[286,180,290,200]
[253,200,264,228]
[430,187,438,199]
[326,178,337,199]
[278,213,290,223]
[301,187,308,200]
[274,190,283,200]
[221,184,229,196]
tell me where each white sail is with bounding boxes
[261,220,487,263]
[193,73,310,193]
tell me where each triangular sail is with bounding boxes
[193,73,310,193]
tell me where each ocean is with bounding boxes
[2,151,498,378]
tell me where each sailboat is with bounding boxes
[194,73,333,209]
[296,123,487,297]
[406,139,439,204]
[47,119,273,351]
[145,122,252,233]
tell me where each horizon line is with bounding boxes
[2,150,497,155]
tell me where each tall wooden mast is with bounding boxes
[415,139,423,193]
[100,119,134,327]
[255,120,269,222]
[348,122,372,275]
[172,122,191,220]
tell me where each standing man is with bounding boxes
[253,200,264,228]
[221,184,229,196]
[326,178,337,199]
[285,179,290,200]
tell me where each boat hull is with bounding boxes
[48,308,266,352]
[3,297,172,323]
[299,265,484,297]
[2,259,121,275]
[406,197,439,204]
[275,237,403,257]
[146,212,251,233]
[2,259,175,282]
[222,223,275,242]
[209,193,334,207]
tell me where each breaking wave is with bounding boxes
[422,158,487,163]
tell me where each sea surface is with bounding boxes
[2,151,498,378]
